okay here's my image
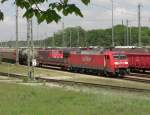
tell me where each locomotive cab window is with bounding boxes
[113,54,127,60]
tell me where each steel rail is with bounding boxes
[0,72,150,93]
[130,73,150,78]
[123,76,150,84]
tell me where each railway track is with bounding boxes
[39,65,150,84]
[2,62,150,85]
[124,75,150,84]
[0,72,150,93]
[123,72,150,84]
[130,73,150,78]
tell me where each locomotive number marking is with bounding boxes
[82,56,92,62]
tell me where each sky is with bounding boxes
[0,0,150,41]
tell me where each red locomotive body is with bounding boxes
[68,50,128,77]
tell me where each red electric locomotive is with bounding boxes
[67,50,129,77]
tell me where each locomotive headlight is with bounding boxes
[125,62,128,64]
[114,62,119,65]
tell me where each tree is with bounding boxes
[0,0,90,23]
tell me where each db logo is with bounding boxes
[82,56,92,62]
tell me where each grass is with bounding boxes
[71,76,150,90]
[1,62,150,90]
[0,62,70,77]
[0,82,150,115]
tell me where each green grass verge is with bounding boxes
[0,82,150,115]
[0,62,70,77]
[1,62,150,90]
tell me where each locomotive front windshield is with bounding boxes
[113,54,127,60]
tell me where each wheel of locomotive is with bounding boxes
[71,67,78,73]
[130,69,133,72]
[142,69,146,73]
[97,71,103,76]
[126,69,130,75]
[61,66,68,71]
[69,67,74,72]
[79,68,85,74]
[38,63,42,67]
[104,70,109,77]
[115,72,120,77]
[115,71,125,78]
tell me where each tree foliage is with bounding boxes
[0,0,90,23]
[42,25,150,47]
[5,25,140,48]
[2,25,150,47]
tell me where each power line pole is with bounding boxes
[37,23,39,47]
[53,33,55,47]
[84,31,87,47]
[149,18,150,28]
[77,30,80,47]
[129,27,132,46]
[31,19,35,80]
[126,20,129,46]
[16,6,19,64]
[122,20,126,46]
[138,4,142,47]
[129,25,132,46]
[111,0,115,47]
[62,17,65,47]
[27,18,34,80]
[69,31,72,48]
[27,19,31,80]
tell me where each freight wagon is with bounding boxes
[113,47,150,72]
[0,48,16,63]
[127,53,150,72]
[37,49,69,69]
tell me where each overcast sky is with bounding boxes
[0,0,150,41]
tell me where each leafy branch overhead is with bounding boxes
[0,0,90,23]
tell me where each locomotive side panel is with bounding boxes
[68,54,105,70]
